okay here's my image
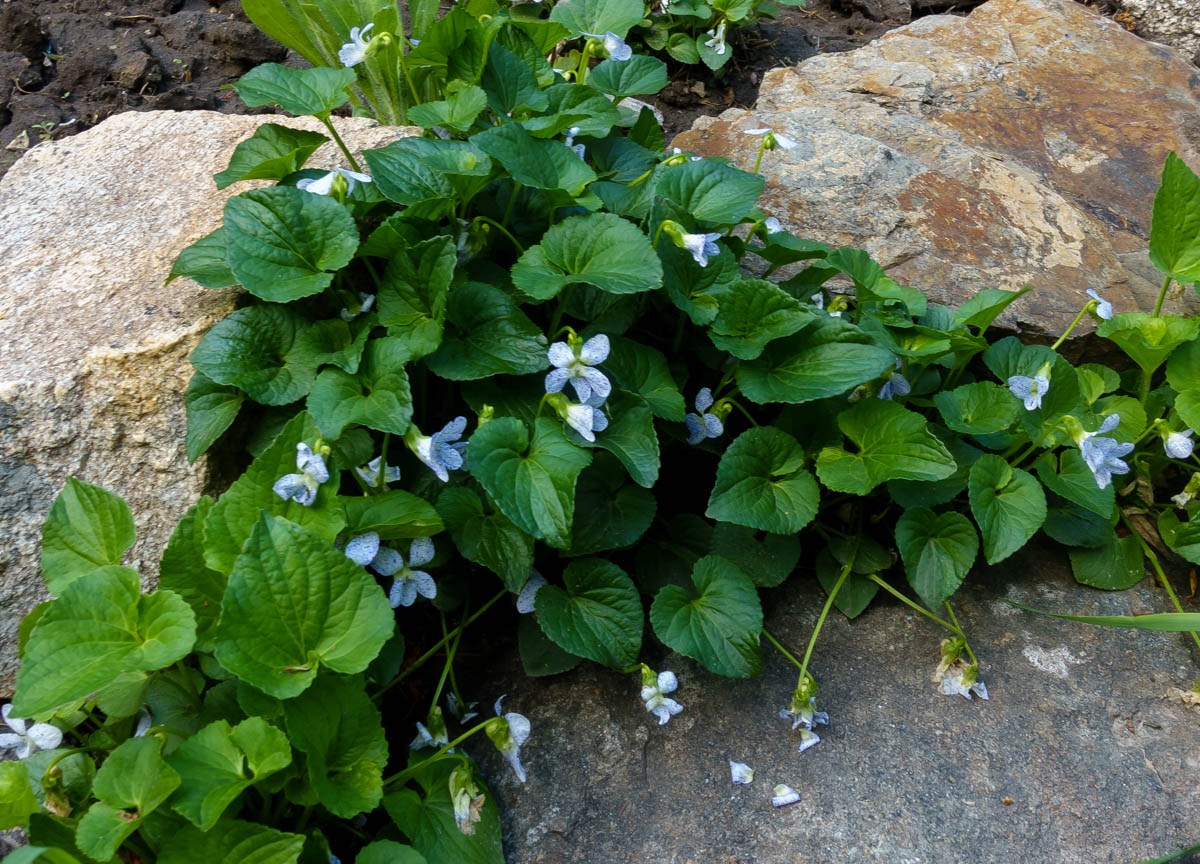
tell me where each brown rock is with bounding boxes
[1115,0,1200,57]
[672,0,1200,338]
[0,109,417,695]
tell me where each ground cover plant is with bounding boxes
[3,0,1200,861]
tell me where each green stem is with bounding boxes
[431,602,468,711]
[943,602,979,667]
[575,42,594,84]
[548,284,575,335]
[724,397,759,428]
[1050,302,1095,351]
[762,628,804,671]
[1123,514,1200,651]
[753,139,767,174]
[501,182,522,228]
[320,116,363,173]
[671,314,686,354]
[866,574,958,633]
[373,590,507,702]
[473,216,525,254]
[383,721,494,787]
[1008,436,1043,470]
[1153,274,1173,317]
[376,432,392,492]
[442,614,466,709]
[797,542,858,682]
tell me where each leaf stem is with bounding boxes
[501,181,522,228]
[866,574,958,632]
[943,601,979,667]
[1153,274,1173,317]
[753,139,767,174]
[473,215,525,254]
[548,284,575,335]
[431,600,468,712]
[797,541,858,683]
[382,721,493,787]
[1050,301,1096,351]
[761,628,803,671]
[320,116,363,173]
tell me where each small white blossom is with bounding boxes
[564,395,609,443]
[1077,413,1133,490]
[134,707,153,738]
[1086,289,1113,320]
[545,334,611,402]
[412,417,468,482]
[581,31,632,61]
[729,761,754,785]
[682,231,721,267]
[939,664,989,700]
[489,696,532,783]
[1007,374,1050,411]
[641,670,683,725]
[340,292,375,321]
[1165,429,1195,460]
[297,166,373,196]
[0,704,63,759]
[796,729,821,753]
[516,572,547,614]
[779,696,828,732]
[812,293,842,317]
[771,784,801,808]
[685,388,724,445]
[272,443,330,507]
[745,127,797,150]
[764,216,782,233]
[1172,490,1193,509]
[338,23,374,67]
[703,21,727,56]
[382,537,438,608]
[355,455,400,488]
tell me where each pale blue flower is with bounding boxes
[796,729,821,753]
[272,443,329,507]
[564,395,608,443]
[564,126,586,160]
[877,359,910,401]
[729,761,754,785]
[0,704,62,760]
[340,292,375,321]
[779,695,828,732]
[745,127,797,150]
[682,231,721,267]
[338,23,373,67]
[685,387,723,445]
[641,671,683,725]
[297,166,373,196]
[516,572,547,614]
[771,784,801,807]
[447,692,480,723]
[383,537,437,608]
[345,532,412,582]
[1165,429,1195,459]
[764,216,782,233]
[133,707,153,738]
[1007,374,1049,411]
[355,455,400,487]
[545,334,611,402]
[490,696,532,783]
[582,31,632,61]
[1077,413,1133,490]
[414,417,468,482]
[1086,289,1113,320]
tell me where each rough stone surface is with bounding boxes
[1117,0,1200,57]
[672,0,1200,339]
[0,109,415,695]
[468,544,1200,863]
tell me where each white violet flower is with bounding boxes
[379,537,437,608]
[516,572,547,614]
[272,442,330,507]
[297,166,373,196]
[410,417,468,482]
[545,334,611,402]
[340,292,375,321]
[685,387,724,445]
[703,21,727,56]
[355,455,400,488]
[1165,429,1195,460]
[488,696,532,783]
[564,395,609,443]
[764,216,783,233]
[1172,490,1194,509]
[134,707,153,738]
[812,292,842,317]
[729,761,754,785]
[581,31,632,61]
[564,125,586,160]
[939,664,989,700]
[682,231,721,267]
[1007,374,1050,411]
[0,703,63,759]
[1076,413,1133,490]
[338,23,374,67]
[771,784,801,808]
[1086,288,1113,320]
[641,670,683,725]
[745,127,798,150]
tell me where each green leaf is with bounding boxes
[466,417,592,549]
[1177,389,1200,432]
[384,761,504,864]
[407,85,488,133]
[481,43,548,115]
[588,55,668,100]
[343,490,444,541]
[0,762,39,830]
[665,32,700,64]
[1158,510,1200,565]
[203,412,345,575]
[706,428,819,534]
[214,515,393,699]
[933,381,1020,436]
[650,555,763,678]
[709,522,800,588]
[895,508,978,608]
[524,84,620,139]
[14,569,195,716]
[518,615,582,677]
[291,316,374,376]
[825,248,926,317]
[376,236,456,358]
[697,31,731,71]
[426,283,548,380]
[167,718,292,830]
[1066,535,1145,589]
[159,496,225,652]
[361,141,455,208]
[77,737,181,861]
[736,320,895,404]
[1149,151,1200,282]
[436,488,533,593]
[224,186,359,302]
[549,0,644,37]
[603,337,684,421]
[1166,337,1200,392]
[658,239,738,326]
[656,160,764,224]
[1043,501,1114,548]
[512,212,662,300]
[1007,601,1200,632]
[534,558,642,667]
[40,477,135,596]
[567,455,656,555]
[472,122,596,193]
[1033,449,1115,518]
[214,123,329,189]
[582,391,661,488]
[232,63,357,118]
[708,279,814,360]
[967,454,1047,564]
[157,818,306,864]
[167,228,237,289]
[284,675,387,818]
[953,286,1032,331]
[814,549,878,619]
[816,400,957,495]
[1096,312,1200,375]
[186,372,244,463]
[191,305,317,405]
[307,337,414,439]
[357,841,428,864]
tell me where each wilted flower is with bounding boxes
[729,761,754,785]
[1172,490,1194,509]
[355,455,401,488]
[1075,413,1133,490]
[340,292,375,322]
[411,706,450,751]
[745,127,798,151]
[488,696,532,783]
[406,417,468,482]
[297,167,373,196]
[449,764,485,835]
[640,667,683,725]
[771,784,801,808]
[272,442,330,507]
[781,673,827,753]
[685,388,724,445]
[516,572,547,614]
[1086,289,1113,320]
[581,31,632,61]
[1165,429,1195,460]
[338,23,374,67]
[1007,374,1050,411]
[939,663,989,700]
[545,334,611,402]
[447,692,480,723]
[0,704,62,759]
[703,21,727,56]
[379,537,437,608]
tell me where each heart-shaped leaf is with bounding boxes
[706,428,819,534]
[512,212,662,300]
[232,63,357,118]
[40,477,135,596]
[535,558,642,667]
[307,337,414,438]
[895,508,978,608]
[967,454,1046,564]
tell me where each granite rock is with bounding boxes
[0,109,415,695]
[467,544,1200,863]
[1116,0,1200,58]
[672,0,1200,339]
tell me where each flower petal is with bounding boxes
[516,573,547,614]
[0,733,24,750]
[547,342,574,368]
[544,367,570,394]
[389,578,419,608]
[771,784,801,807]
[656,671,678,694]
[729,761,754,785]
[411,570,438,600]
[372,547,404,576]
[685,413,705,445]
[579,334,610,365]
[408,536,435,567]
[2,704,25,735]
[796,729,821,753]
[344,532,381,567]
[695,387,714,413]
[505,712,531,747]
